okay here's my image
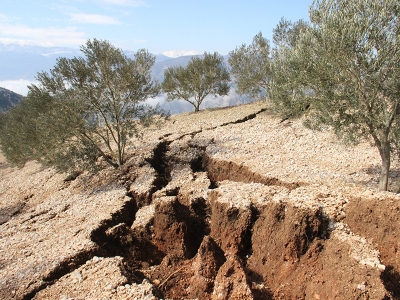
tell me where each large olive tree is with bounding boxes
[228,32,271,100]
[162,52,230,112]
[270,0,400,191]
[0,39,161,173]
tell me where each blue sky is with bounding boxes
[1,0,312,55]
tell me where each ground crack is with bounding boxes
[21,106,295,299]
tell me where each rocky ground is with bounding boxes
[0,101,399,299]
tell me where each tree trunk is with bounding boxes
[194,104,200,112]
[378,141,391,191]
[117,142,124,166]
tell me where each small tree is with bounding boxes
[270,0,400,191]
[0,39,161,173]
[162,52,230,112]
[228,32,271,100]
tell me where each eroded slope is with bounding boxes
[0,101,399,299]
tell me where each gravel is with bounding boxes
[1,101,399,299]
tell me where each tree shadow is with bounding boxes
[0,162,9,170]
[353,165,400,192]
[0,201,27,225]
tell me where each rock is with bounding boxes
[71,270,82,283]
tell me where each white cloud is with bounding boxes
[162,50,200,58]
[70,13,121,25]
[0,23,86,47]
[146,94,166,106]
[100,0,146,7]
[0,80,38,96]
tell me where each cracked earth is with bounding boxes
[1,101,399,299]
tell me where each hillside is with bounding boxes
[0,102,399,299]
[0,87,23,111]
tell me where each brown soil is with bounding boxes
[1,102,399,299]
[346,197,400,298]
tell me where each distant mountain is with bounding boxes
[0,43,82,81]
[0,42,199,82]
[0,87,23,111]
[155,54,175,62]
[161,50,199,58]
[0,42,230,82]
[152,55,198,82]
[0,43,239,114]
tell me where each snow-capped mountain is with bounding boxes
[161,50,200,58]
[0,42,202,89]
[0,43,244,114]
[0,41,80,56]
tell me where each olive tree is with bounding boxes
[228,32,271,100]
[0,39,161,173]
[270,19,312,118]
[272,18,309,50]
[270,0,400,191]
[162,52,230,112]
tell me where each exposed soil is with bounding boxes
[346,197,400,298]
[1,101,399,299]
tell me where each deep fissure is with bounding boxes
[381,265,400,299]
[20,107,381,299]
[145,140,172,191]
[86,108,276,297]
[23,138,173,298]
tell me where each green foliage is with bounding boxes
[270,0,400,191]
[0,110,5,130]
[162,52,230,112]
[0,98,39,168]
[270,19,312,118]
[228,32,271,99]
[0,39,161,174]
[273,18,309,49]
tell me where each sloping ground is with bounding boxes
[0,101,399,299]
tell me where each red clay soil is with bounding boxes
[2,103,398,300]
[129,183,390,299]
[346,197,400,299]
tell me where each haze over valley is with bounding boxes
[0,42,248,114]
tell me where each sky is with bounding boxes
[1,0,312,55]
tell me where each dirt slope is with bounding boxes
[0,101,399,299]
